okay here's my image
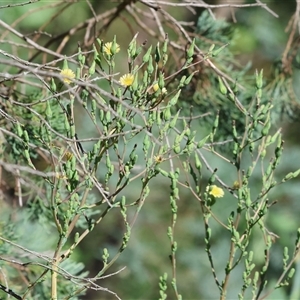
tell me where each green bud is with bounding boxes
[46,101,52,119]
[79,54,86,66]
[261,119,271,136]
[159,169,169,177]
[208,44,215,53]
[23,130,29,143]
[262,102,272,115]
[246,166,253,178]
[256,69,263,89]
[163,53,168,65]
[186,141,195,153]
[174,145,181,154]
[92,43,99,59]
[228,92,235,102]
[143,134,150,153]
[74,232,79,243]
[103,248,109,259]
[169,110,180,128]
[129,150,137,164]
[256,89,262,98]
[288,268,295,279]
[184,125,191,137]
[186,57,193,65]
[111,36,119,55]
[147,55,154,74]
[155,42,161,63]
[169,90,181,106]
[89,61,96,75]
[172,187,179,199]
[143,45,152,63]
[24,149,34,168]
[64,117,70,133]
[218,76,227,95]
[106,154,112,169]
[206,228,212,240]
[91,99,96,114]
[187,39,195,59]
[50,78,56,92]
[174,131,184,145]
[108,163,114,175]
[213,113,219,130]
[212,43,228,57]
[158,72,164,89]
[143,70,149,85]
[253,104,265,120]
[96,38,102,50]
[95,54,103,70]
[282,168,300,182]
[156,110,161,125]
[172,241,177,252]
[195,153,202,170]
[245,192,252,208]
[62,58,69,70]
[163,107,171,121]
[76,67,81,80]
[233,228,240,241]
[78,45,85,66]
[261,148,266,159]
[184,72,195,85]
[70,125,75,138]
[16,122,23,137]
[197,135,209,148]
[268,130,281,145]
[208,172,216,184]
[99,109,104,122]
[135,45,143,58]
[70,155,76,171]
[179,75,186,87]
[248,251,254,262]
[104,111,111,124]
[292,169,300,178]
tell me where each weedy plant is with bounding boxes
[0,1,300,300]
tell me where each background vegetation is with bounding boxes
[1,1,300,299]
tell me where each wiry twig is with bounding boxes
[0,0,39,10]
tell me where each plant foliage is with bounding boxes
[0,1,300,300]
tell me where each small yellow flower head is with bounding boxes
[119,73,135,87]
[104,42,120,56]
[60,68,75,84]
[153,82,167,94]
[206,185,224,198]
[153,82,160,92]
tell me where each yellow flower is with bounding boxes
[153,82,160,92]
[153,82,167,94]
[104,42,120,56]
[60,68,75,84]
[207,185,224,198]
[119,73,134,87]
